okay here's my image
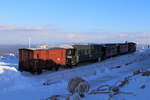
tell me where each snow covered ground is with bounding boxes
[0,48,150,100]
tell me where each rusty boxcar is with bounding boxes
[19,48,76,74]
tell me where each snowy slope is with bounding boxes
[0,49,150,100]
[83,70,150,100]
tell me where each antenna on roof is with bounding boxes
[28,37,31,48]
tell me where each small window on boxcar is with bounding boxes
[68,49,72,55]
[87,49,90,54]
[78,49,81,56]
[85,49,88,55]
[81,49,85,55]
[68,49,75,55]
[72,49,75,55]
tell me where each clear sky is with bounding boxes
[0,0,150,44]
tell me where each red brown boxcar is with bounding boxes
[19,48,75,74]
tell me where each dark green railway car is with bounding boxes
[72,44,103,64]
[72,44,91,63]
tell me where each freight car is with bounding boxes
[118,43,129,55]
[18,42,136,74]
[128,42,136,53]
[72,44,103,63]
[102,44,118,59]
[19,48,76,74]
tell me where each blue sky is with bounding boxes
[0,0,150,44]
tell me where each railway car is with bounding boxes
[90,44,103,61]
[72,44,103,63]
[102,44,118,59]
[19,48,76,74]
[118,43,129,55]
[128,42,136,53]
[72,44,91,63]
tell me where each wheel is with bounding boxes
[37,68,42,74]
[30,70,36,74]
[54,66,59,71]
[19,70,23,72]
[30,67,36,74]
[98,57,101,62]
[18,67,23,72]
[68,65,72,68]
[47,67,53,70]
[74,63,78,66]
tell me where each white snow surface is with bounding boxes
[0,48,150,100]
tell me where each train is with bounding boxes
[18,42,136,74]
